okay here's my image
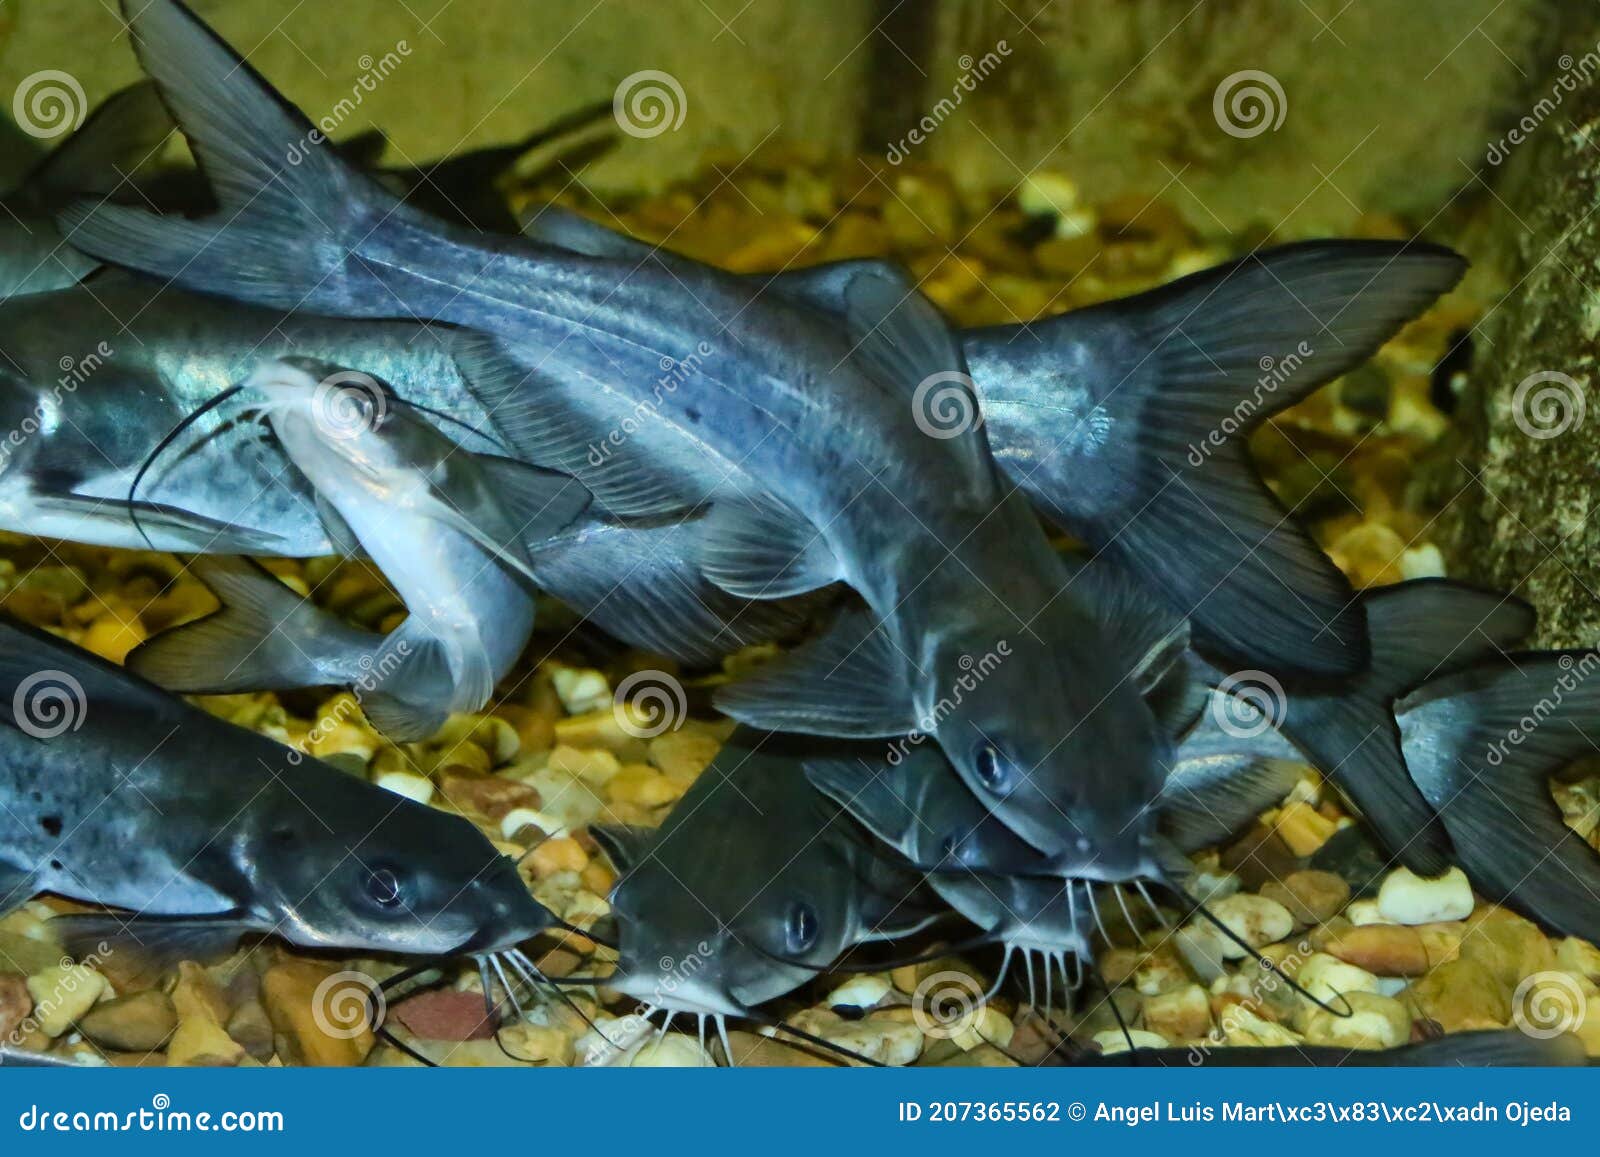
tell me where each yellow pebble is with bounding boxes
[605,765,682,809]
[26,964,107,1037]
[581,862,617,896]
[528,836,589,878]
[80,611,147,664]
[546,745,622,786]
[1274,801,1337,857]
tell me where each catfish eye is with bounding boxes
[784,901,819,955]
[973,743,1010,793]
[363,867,406,910]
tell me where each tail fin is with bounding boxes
[1399,650,1600,944]
[969,240,1466,678]
[19,79,173,207]
[57,0,397,313]
[127,556,377,692]
[1285,580,1535,875]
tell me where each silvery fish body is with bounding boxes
[123,357,588,741]
[0,614,551,959]
[0,274,490,553]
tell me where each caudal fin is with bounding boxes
[20,79,173,207]
[1399,650,1600,944]
[57,0,396,314]
[970,240,1466,678]
[1270,580,1534,876]
[127,556,377,692]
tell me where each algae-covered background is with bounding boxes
[0,0,1553,232]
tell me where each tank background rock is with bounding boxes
[0,0,1553,234]
[917,0,1550,236]
[1443,3,1600,646]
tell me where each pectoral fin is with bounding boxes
[50,912,256,972]
[714,605,917,737]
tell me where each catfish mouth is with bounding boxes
[449,869,563,956]
[608,957,752,1020]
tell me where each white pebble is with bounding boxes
[1344,899,1388,926]
[551,667,611,715]
[1296,952,1380,1004]
[1376,866,1474,925]
[1400,543,1447,580]
[1175,924,1230,982]
[629,1035,713,1067]
[373,771,434,805]
[499,807,550,840]
[1191,869,1242,904]
[1206,894,1294,957]
[826,975,890,1010]
[1302,992,1408,1049]
[1093,1028,1167,1055]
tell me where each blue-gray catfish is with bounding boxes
[593,729,938,1061]
[522,200,1464,679]
[0,613,554,966]
[1190,579,1536,875]
[803,711,1303,1004]
[1399,647,1600,946]
[0,80,173,299]
[64,0,1189,877]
